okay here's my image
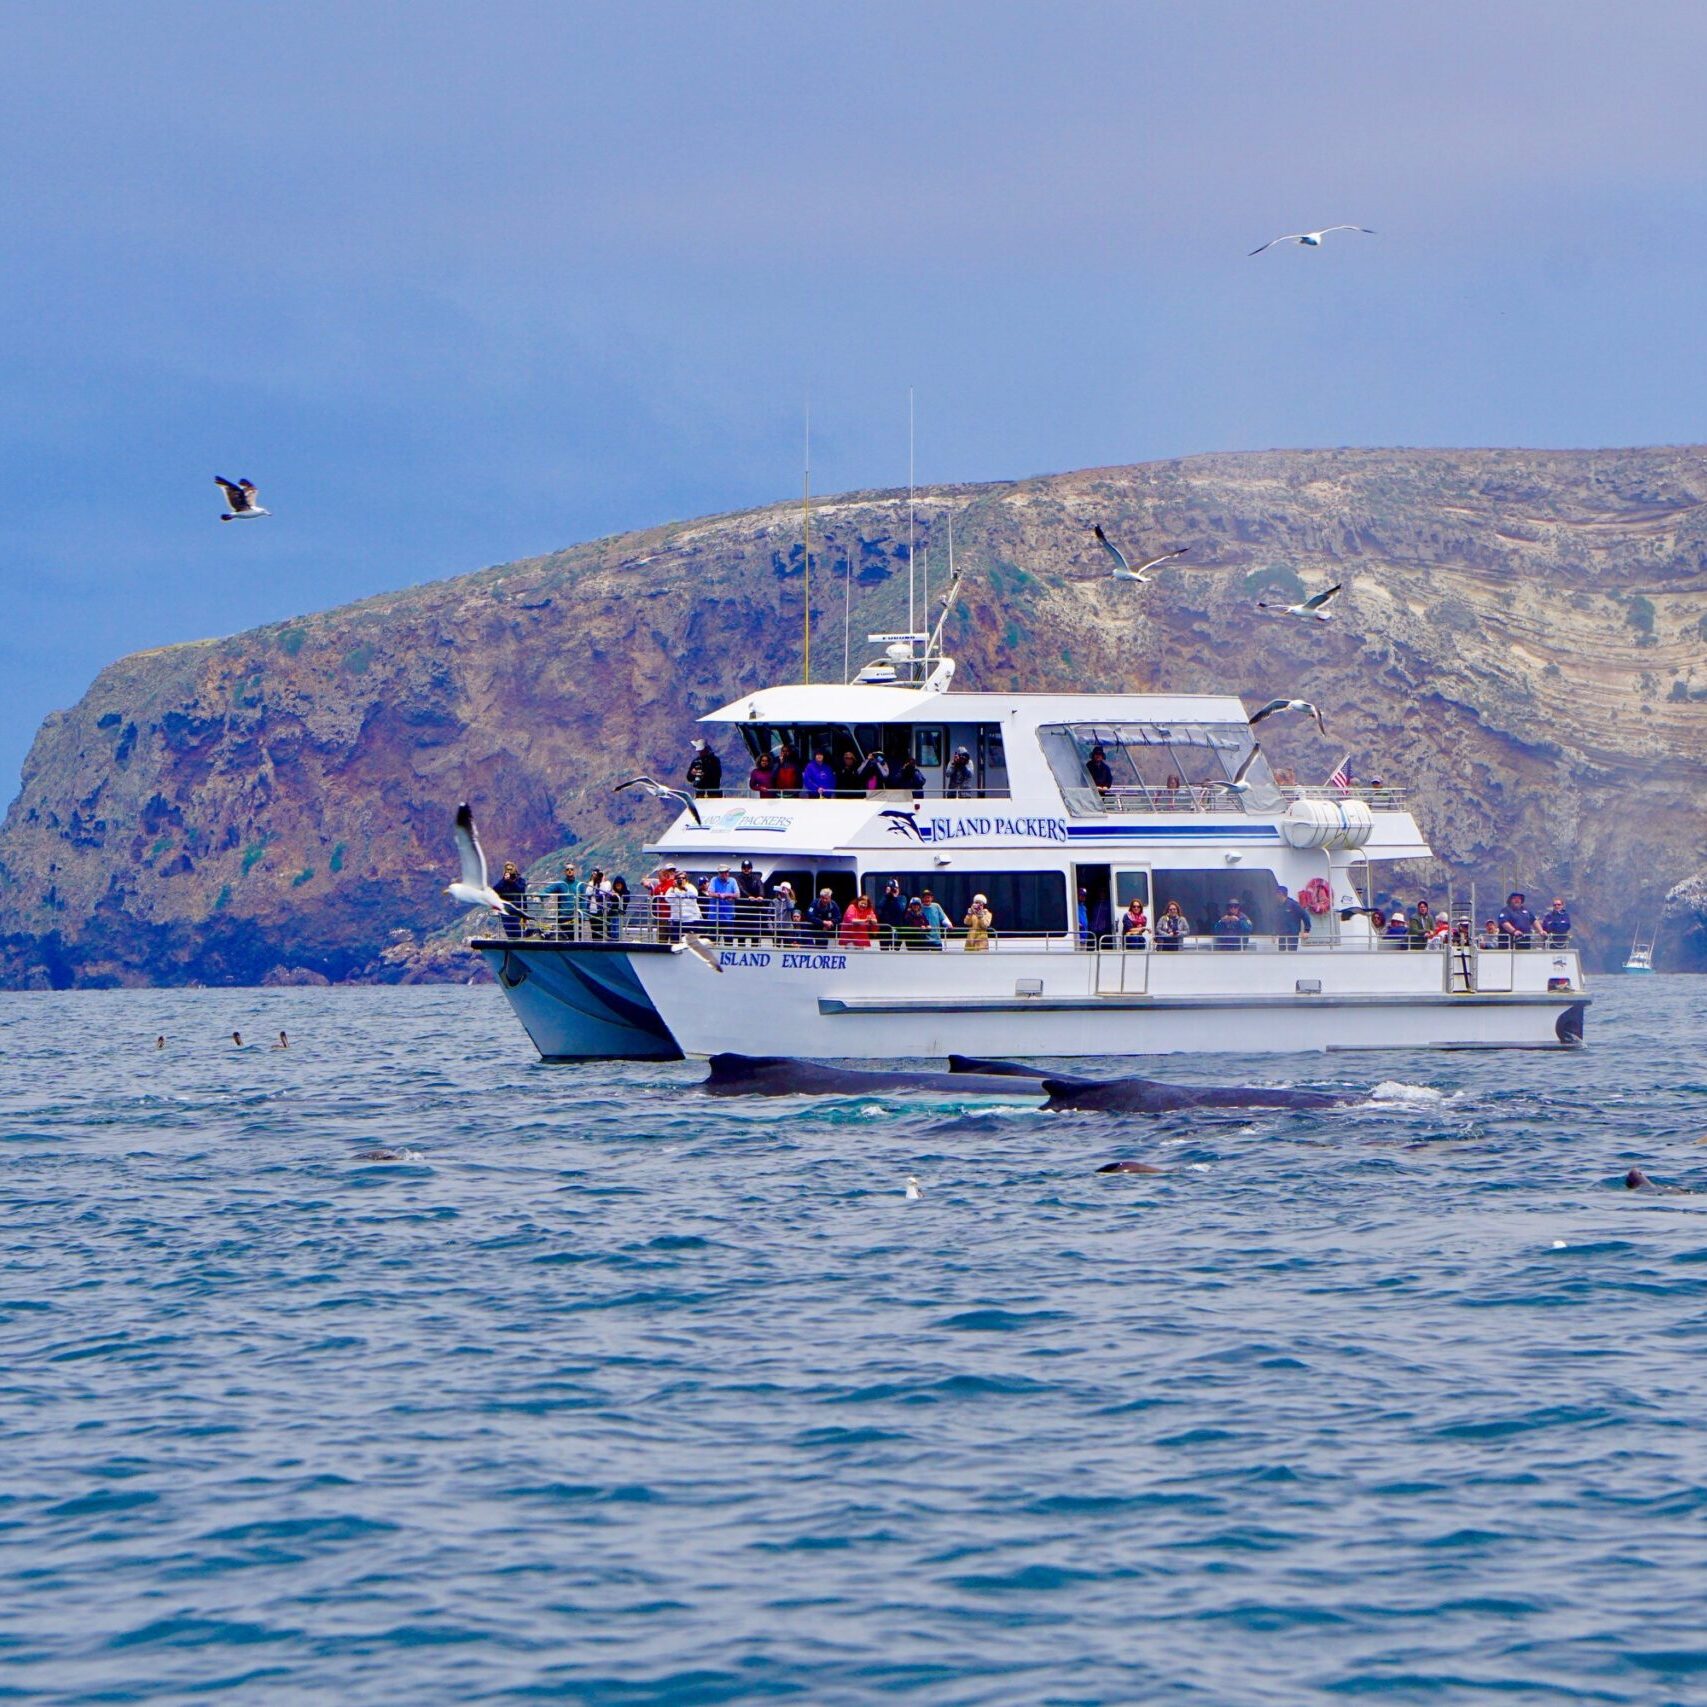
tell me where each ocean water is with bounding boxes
[3,977,1704,1705]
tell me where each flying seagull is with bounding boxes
[1205,749,1262,797]
[1259,583,1342,621]
[614,776,704,828]
[215,477,269,521]
[447,803,511,914]
[1093,524,1187,583]
[1249,225,1375,256]
[1250,697,1329,737]
[680,932,725,972]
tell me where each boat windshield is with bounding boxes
[1039,721,1283,813]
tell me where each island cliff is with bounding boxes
[3,447,1705,986]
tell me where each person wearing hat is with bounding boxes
[1498,891,1537,949]
[1383,907,1411,949]
[1214,897,1253,951]
[686,737,722,798]
[876,877,908,949]
[962,893,994,951]
[1085,745,1113,795]
[1540,896,1571,948]
[706,862,741,940]
[919,889,950,949]
[945,746,975,799]
[768,880,799,944]
[732,859,763,944]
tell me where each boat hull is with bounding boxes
[477,938,1588,1060]
[474,940,682,1060]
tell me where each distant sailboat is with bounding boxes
[1623,926,1657,973]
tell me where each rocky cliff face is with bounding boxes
[3,447,1705,986]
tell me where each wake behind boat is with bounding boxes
[463,626,1589,1061]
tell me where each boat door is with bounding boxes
[979,725,1008,795]
[1096,866,1152,993]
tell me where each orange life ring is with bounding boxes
[1300,878,1334,915]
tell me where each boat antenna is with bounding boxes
[802,392,812,684]
[920,547,928,678]
[907,387,915,649]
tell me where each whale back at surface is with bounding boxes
[1041,1076,1353,1114]
[703,1053,1047,1099]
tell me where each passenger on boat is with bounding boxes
[706,864,741,939]
[1478,918,1501,948]
[647,865,679,941]
[687,738,723,798]
[1541,898,1572,946]
[920,889,950,949]
[495,861,528,938]
[736,861,763,942]
[1408,900,1434,949]
[894,756,928,799]
[583,868,614,940]
[1383,909,1411,948]
[901,896,930,949]
[835,750,863,796]
[1155,900,1187,951]
[877,879,908,949]
[668,876,702,941]
[748,752,778,797]
[806,888,842,945]
[1077,887,1092,948]
[1086,745,1114,794]
[859,750,891,792]
[802,750,837,798]
[539,862,580,939]
[1498,892,1537,949]
[1121,897,1149,949]
[945,747,975,798]
[608,876,632,936]
[1429,914,1453,944]
[963,895,994,951]
[1214,899,1253,950]
[768,881,798,942]
[840,893,878,949]
[773,745,802,796]
[1276,885,1311,952]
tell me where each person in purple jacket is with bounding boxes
[801,749,837,798]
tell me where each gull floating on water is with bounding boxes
[1259,583,1342,621]
[1250,697,1329,737]
[1248,225,1375,256]
[614,776,704,828]
[1093,525,1187,583]
[905,1176,922,1200]
[215,477,270,521]
[447,803,511,915]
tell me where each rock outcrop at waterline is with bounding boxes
[3,446,1706,987]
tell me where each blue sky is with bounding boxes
[3,1,1705,794]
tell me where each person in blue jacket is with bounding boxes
[1498,892,1537,949]
[705,863,741,940]
[1540,897,1571,946]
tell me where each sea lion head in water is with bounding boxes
[1625,1167,1695,1194]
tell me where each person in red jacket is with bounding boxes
[839,893,878,949]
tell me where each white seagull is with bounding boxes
[1249,697,1329,737]
[1205,750,1262,798]
[446,803,511,914]
[1249,225,1375,257]
[1093,524,1187,583]
[1259,583,1342,621]
[215,477,270,521]
[905,1176,923,1200]
[614,776,704,828]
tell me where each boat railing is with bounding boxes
[490,896,1578,961]
[1084,783,1409,814]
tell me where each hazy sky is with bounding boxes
[3,1,1705,792]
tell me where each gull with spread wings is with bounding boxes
[1091,524,1187,583]
[1258,583,1342,621]
[1249,225,1374,256]
[614,776,704,828]
[215,477,270,521]
[447,803,512,914]
[1249,698,1329,737]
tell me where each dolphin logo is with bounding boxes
[879,809,926,841]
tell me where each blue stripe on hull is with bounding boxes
[477,944,682,1060]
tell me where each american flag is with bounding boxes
[1328,755,1353,793]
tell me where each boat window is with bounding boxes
[915,727,944,768]
[866,870,1069,934]
[766,868,814,906]
[1038,722,1281,810]
[1151,868,1283,935]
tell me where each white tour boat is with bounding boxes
[470,627,1588,1061]
[1623,929,1657,974]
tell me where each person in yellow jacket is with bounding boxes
[962,894,994,951]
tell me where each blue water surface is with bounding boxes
[2,977,1704,1704]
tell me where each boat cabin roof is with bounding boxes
[699,682,1251,729]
